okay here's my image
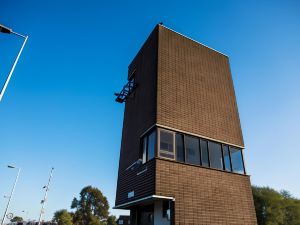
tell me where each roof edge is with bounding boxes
[158,24,228,58]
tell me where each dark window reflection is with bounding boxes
[223,145,231,172]
[209,141,223,170]
[160,130,174,153]
[230,147,245,174]
[147,130,156,160]
[185,136,200,165]
[176,133,185,162]
[200,140,209,167]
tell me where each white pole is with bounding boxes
[38,168,54,225]
[0,34,28,101]
[1,168,21,225]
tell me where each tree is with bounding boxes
[71,186,109,225]
[252,186,300,225]
[10,216,23,222]
[107,216,117,225]
[53,209,73,225]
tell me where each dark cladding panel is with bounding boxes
[118,26,158,172]
[115,160,155,206]
[115,26,158,207]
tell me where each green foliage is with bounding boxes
[252,186,300,225]
[10,216,23,222]
[107,215,117,225]
[71,186,110,225]
[53,209,73,225]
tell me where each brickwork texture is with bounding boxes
[157,25,244,147]
[156,159,257,225]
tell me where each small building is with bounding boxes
[114,24,257,225]
[117,215,130,225]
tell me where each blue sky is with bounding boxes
[1,0,299,222]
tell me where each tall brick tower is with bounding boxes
[114,24,257,225]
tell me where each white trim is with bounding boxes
[136,167,147,176]
[156,123,245,149]
[159,24,228,58]
[152,195,175,201]
[114,195,175,209]
[125,159,142,171]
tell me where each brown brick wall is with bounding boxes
[157,25,244,147]
[155,158,257,225]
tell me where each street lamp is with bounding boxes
[38,167,54,225]
[0,24,28,101]
[1,165,21,225]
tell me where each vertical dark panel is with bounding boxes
[116,26,159,206]
[200,139,209,167]
[175,133,185,162]
[223,145,232,172]
[185,136,200,165]
[208,141,223,170]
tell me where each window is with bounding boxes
[159,129,175,159]
[141,129,156,163]
[176,134,185,162]
[230,147,245,174]
[185,136,200,165]
[142,136,147,163]
[223,145,231,172]
[200,140,209,167]
[147,130,156,161]
[118,220,123,225]
[209,141,223,170]
[143,126,247,175]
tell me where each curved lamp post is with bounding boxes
[1,165,21,225]
[0,24,28,101]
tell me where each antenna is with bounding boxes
[38,167,54,225]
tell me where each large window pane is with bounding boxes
[209,142,223,170]
[200,140,209,167]
[176,134,185,162]
[159,129,174,159]
[185,136,200,165]
[147,130,156,160]
[223,145,231,172]
[160,130,174,153]
[230,147,245,174]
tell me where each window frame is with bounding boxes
[140,127,157,164]
[229,147,246,174]
[157,128,176,160]
[175,133,185,163]
[142,135,148,163]
[184,135,201,166]
[200,139,210,167]
[222,145,232,172]
[141,126,247,175]
[208,141,224,170]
